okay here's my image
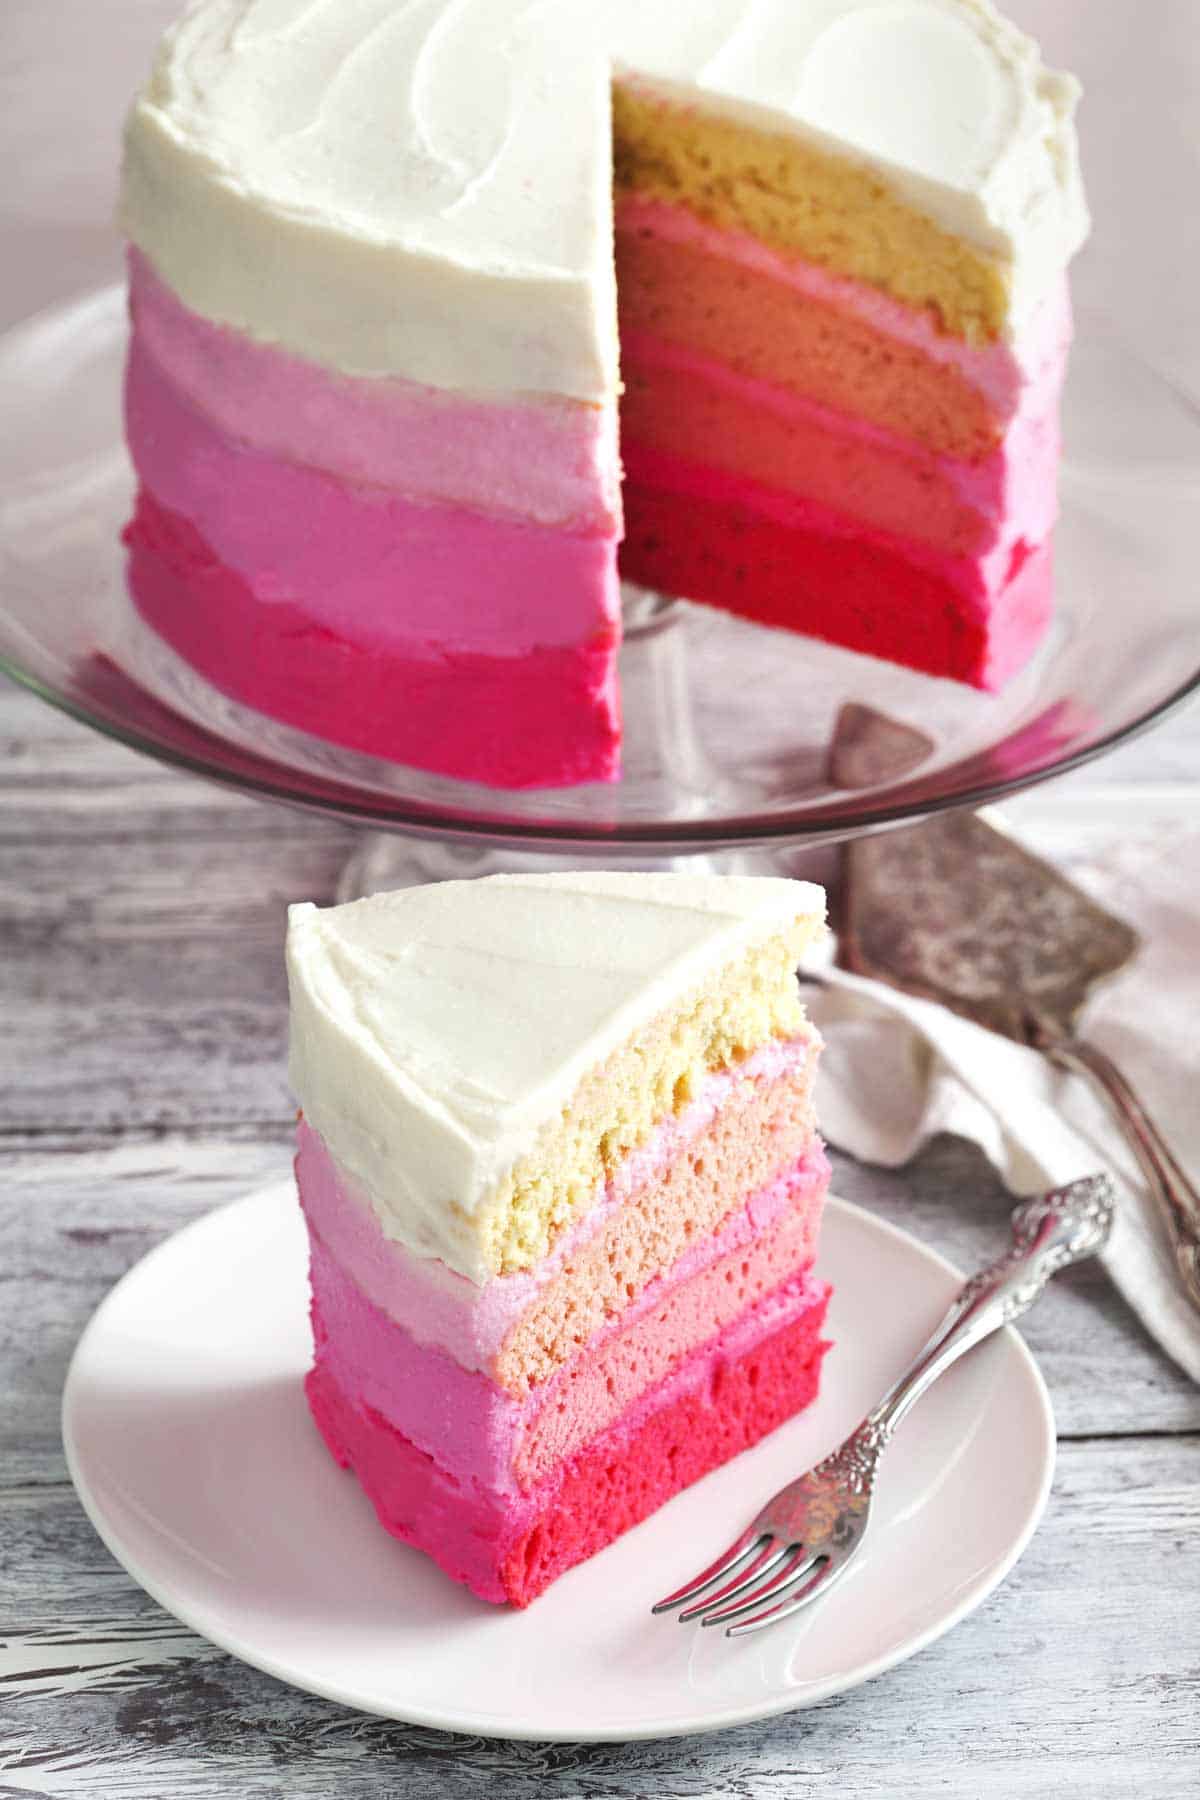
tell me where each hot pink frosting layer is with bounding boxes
[306,1142,829,1496]
[125,336,619,659]
[128,250,620,534]
[125,488,621,788]
[615,195,1072,418]
[295,1032,819,1374]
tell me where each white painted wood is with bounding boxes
[0,1444,1196,1795]
[1,685,1198,1791]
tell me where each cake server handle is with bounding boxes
[1028,1017,1200,1313]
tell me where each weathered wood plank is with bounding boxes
[0,1440,1196,1796]
[0,686,359,846]
[0,1135,292,1486]
[2,1134,1197,1499]
[1,833,346,1134]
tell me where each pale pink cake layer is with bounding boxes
[124,335,619,660]
[124,488,621,788]
[128,250,621,534]
[294,1031,820,1387]
[307,1140,830,1497]
[621,330,1060,562]
[615,195,1071,430]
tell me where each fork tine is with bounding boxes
[724,1555,845,1637]
[652,1529,763,1614]
[698,1549,823,1628]
[676,1539,794,1623]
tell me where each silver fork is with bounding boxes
[654,1174,1114,1638]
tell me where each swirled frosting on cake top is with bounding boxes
[122,0,1088,397]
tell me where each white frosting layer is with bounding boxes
[122,0,1088,398]
[286,872,824,1278]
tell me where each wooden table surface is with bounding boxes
[2,676,1198,1797]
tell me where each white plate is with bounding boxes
[62,1184,1054,1741]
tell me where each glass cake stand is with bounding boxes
[2,284,1199,895]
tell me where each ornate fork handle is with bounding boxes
[863,1175,1115,1452]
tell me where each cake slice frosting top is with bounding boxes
[122,0,1088,395]
[287,873,825,1276]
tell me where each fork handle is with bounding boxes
[867,1176,1115,1444]
[1036,1031,1200,1312]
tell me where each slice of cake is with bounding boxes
[286,872,830,1605]
[120,1,1087,787]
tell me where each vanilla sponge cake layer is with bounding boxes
[479,923,818,1275]
[612,80,1012,346]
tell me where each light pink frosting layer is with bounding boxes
[125,335,619,658]
[307,1143,829,1496]
[295,1033,819,1373]
[128,250,620,533]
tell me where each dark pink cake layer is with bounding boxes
[620,448,1053,691]
[306,1276,830,1607]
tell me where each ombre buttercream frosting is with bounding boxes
[121,0,1088,398]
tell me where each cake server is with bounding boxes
[655,1176,1114,1635]
[838,806,1200,1313]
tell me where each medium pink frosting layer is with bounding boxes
[306,1143,829,1496]
[623,442,1041,614]
[125,337,619,659]
[295,1032,819,1372]
[621,331,1060,563]
[128,250,621,533]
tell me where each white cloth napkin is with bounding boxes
[800,810,1200,1383]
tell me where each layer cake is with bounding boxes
[121,1,1088,787]
[287,872,830,1604]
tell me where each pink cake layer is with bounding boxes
[307,1269,831,1605]
[124,488,621,788]
[306,1141,829,1494]
[622,450,1054,691]
[614,195,1071,441]
[128,249,621,534]
[295,1029,821,1385]
[620,330,1059,563]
